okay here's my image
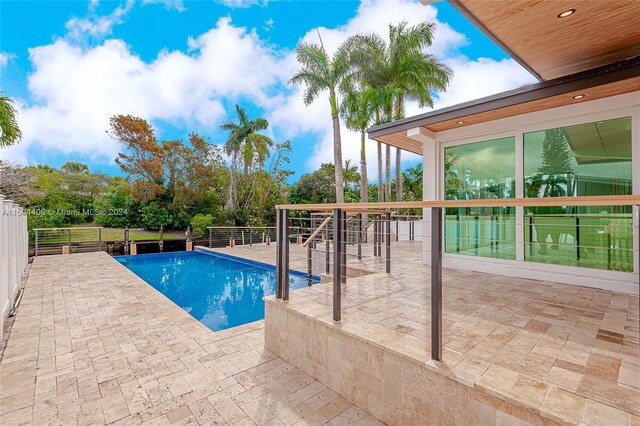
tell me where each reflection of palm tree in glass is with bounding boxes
[444,152,461,199]
[533,129,575,254]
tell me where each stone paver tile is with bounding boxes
[316,396,352,421]
[476,365,519,397]
[330,406,369,426]
[581,399,631,426]
[619,363,640,390]
[166,404,193,424]
[305,388,339,411]
[0,404,33,425]
[507,376,550,410]
[540,387,586,425]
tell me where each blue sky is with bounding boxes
[0,0,535,181]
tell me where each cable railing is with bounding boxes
[33,226,199,256]
[206,226,277,248]
[273,195,640,362]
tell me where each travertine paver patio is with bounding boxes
[211,241,640,424]
[0,252,382,426]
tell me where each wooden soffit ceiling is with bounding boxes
[453,0,640,80]
[370,74,640,154]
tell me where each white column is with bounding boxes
[407,127,439,266]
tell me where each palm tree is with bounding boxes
[0,96,22,147]
[349,22,452,201]
[220,104,270,210]
[290,34,351,203]
[339,82,373,205]
[444,151,461,199]
[403,163,423,201]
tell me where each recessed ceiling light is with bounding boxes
[558,9,575,18]
[573,94,585,99]
[456,120,465,124]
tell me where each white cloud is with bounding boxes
[65,0,134,40]
[141,0,186,12]
[432,56,535,109]
[215,0,266,9]
[0,52,15,68]
[1,17,288,164]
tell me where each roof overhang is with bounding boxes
[367,57,640,155]
[449,0,640,81]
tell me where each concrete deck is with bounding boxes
[212,241,640,425]
[0,252,381,426]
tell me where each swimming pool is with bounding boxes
[115,249,319,332]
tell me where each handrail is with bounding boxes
[33,226,104,231]
[206,226,276,229]
[302,217,332,248]
[276,195,640,211]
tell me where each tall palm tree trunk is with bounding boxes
[360,132,368,203]
[385,144,391,202]
[396,148,402,202]
[330,91,345,203]
[225,155,238,210]
[377,141,383,202]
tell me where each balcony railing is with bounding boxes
[274,195,640,362]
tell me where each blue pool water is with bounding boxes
[115,249,319,332]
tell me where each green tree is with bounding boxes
[0,96,22,147]
[190,214,215,237]
[140,202,170,230]
[537,129,574,176]
[339,83,373,205]
[289,162,360,205]
[403,163,423,201]
[349,22,451,201]
[290,34,352,203]
[220,104,271,211]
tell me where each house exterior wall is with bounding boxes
[419,91,640,294]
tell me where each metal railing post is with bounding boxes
[125,228,129,255]
[456,214,461,253]
[283,210,290,301]
[209,228,212,248]
[529,215,534,256]
[276,210,283,299]
[35,230,39,257]
[474,216,479,255]
[576,217,580,261]
[333,208,342,321]
[385,212,391,273]
[249,228,253,246]
[431,207,443,361]
[373,216,377,257]
[68,229,72,254]
[358,213,362,260]
[307,243,312,287]
[341,210,347,284]
[325,226,330,274]
[99,228,102,252]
